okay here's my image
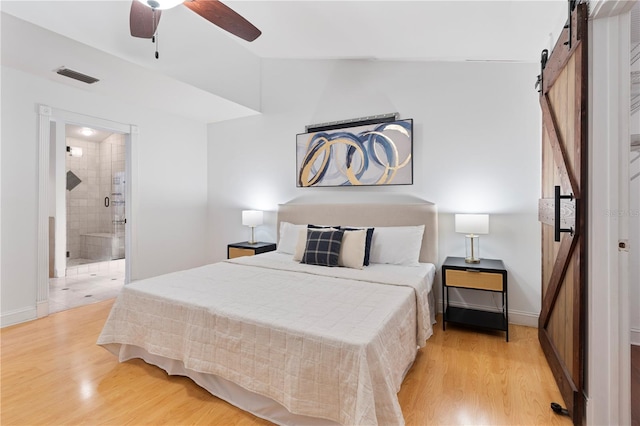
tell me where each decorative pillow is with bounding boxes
[294,226,340,261]
[307,224,341,229]
[278,222,306,254]
[342,227,374,265]
[368,225,425,266]
[301,229,345,267]
[338,229,367,269]
[293,228,308,261]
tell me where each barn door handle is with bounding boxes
[554,185,574,242]
[104,196,110,208]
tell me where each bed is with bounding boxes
[97,202,438,425]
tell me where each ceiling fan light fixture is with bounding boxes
[137,0,183,10]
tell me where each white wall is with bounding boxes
[630,4,640,344]
[1,66,209,326]
[208,58,542,325]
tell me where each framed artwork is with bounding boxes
[296,119,413,187]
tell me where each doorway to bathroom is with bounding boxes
[37,105,135,318]
[48,122,128,314]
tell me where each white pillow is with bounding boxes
[369,225,425,266]
[278,222,306,254]
[293,228,307,261]
[338,229,366,269]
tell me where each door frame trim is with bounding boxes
[37,105,137,317]
[587,8,632,425]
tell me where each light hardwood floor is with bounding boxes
[1,299,572,425]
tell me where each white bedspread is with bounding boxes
[97,253,435,425]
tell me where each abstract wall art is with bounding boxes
[296,119,413,187]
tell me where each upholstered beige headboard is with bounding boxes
[277,202,438,265]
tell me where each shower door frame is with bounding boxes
[37,105,136,318]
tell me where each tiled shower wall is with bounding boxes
[66,134,125,260]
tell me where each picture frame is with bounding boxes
[296,118,413,187]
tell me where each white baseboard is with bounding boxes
[507,309,539,327]
[54,267,65,278]
[437,300,539,328]
[37,300,49,318]
[631,328,640,346]
[1,306,37,328]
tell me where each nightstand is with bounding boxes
[227,242,276,259]
[442,256,509,341]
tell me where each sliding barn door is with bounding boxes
[537,3,588,425]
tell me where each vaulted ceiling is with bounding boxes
[1,1,568,123]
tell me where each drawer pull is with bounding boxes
[466,268,480,273]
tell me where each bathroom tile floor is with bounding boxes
[49,259,125,314]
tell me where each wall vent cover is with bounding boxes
[55,67,99,84]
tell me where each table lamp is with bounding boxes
[455,214,489,264]
[242,210,263,244]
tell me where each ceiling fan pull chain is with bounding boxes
[151,8,156,43]
[152,7,159,59]
[155,30,159,59]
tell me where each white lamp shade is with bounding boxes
[242,210,263,227]
[455,214,489,235]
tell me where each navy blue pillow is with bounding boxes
[307,224,341,229]
[343,227,374,266]
[301,229,345,267]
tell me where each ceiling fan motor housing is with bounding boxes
[131,0,261,42]
[139,0,184,10]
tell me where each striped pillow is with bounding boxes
[301,229,345,267]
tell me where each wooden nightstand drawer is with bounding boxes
[228,247,256,259]
[227,242,277,259]
[445,269,503,291]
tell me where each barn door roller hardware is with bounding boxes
[535,49,549,92]
[536,0,579,91]
[563,0,578,49]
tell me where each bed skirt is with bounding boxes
[103,343,348,426]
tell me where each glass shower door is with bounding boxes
[109,139,126,260]
[111,171,125,259]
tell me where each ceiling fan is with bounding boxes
[130,0,261,57]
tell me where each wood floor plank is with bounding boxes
[1,299,572,425]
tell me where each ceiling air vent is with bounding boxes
[55,67,99,84]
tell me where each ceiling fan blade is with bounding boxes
[130,1,162,39]
[183,0,261,42]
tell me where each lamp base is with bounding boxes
[464,234,481,264]
[248,227,257,245]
